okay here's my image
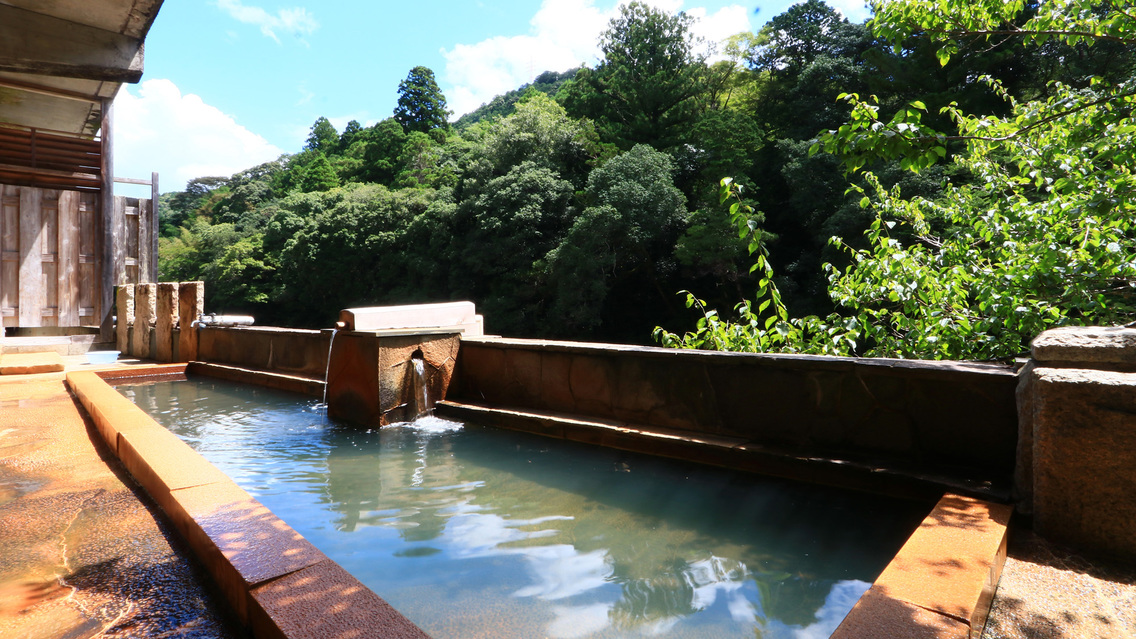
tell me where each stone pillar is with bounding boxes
[1020,326,1136,562]
[178,281,204,362]
[155,283,179,362]
[115,284,135,354]
[133,283,156,360]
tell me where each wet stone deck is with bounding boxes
[0,374,241,638]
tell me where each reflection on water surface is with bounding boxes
[120,378,927,639]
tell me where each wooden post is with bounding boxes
[151,172,159,283]
[178,281,203,362]
[99,98,116,341]
[115,284,134,353]
[155,282,177,362]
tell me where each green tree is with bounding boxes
[305,117,339,154]
[337,119,364,153]
[546,144,688,335]
[358,118,409,184]
[455,162,576,334]
[300,152,339,192]
[660,0,1136,360]
[394,66,451,137]
[270,184,436,325]
[479,93,599,188]
[561,2,705,150]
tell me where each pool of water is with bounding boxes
[119,377,928,639]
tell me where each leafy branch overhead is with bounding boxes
[663,0,1136,360]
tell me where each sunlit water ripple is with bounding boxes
[119,378,928,639]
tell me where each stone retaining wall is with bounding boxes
[448,337,1020,484]
[196,326,331,379]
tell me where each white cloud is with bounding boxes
[214,0,318,44]
[441,0,753,117]
[114,79,283,193]
[828,0,872,23]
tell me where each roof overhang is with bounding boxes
[0,0,164,137]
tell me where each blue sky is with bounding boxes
[113,0,871,195]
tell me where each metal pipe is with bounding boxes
[193,314,255,327]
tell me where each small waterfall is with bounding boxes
[411,354,429,419]
[322,328,338,405]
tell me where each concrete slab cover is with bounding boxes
[1032,326,1136,367]
[339,301,483,335]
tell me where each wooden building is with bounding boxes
[0,0,164,344]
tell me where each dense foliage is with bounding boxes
[658,0,1136,359]
[161,0,1135,355]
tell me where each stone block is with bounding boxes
[832,587,969,639]
[166,480,328,624]
[0,352,64,375]
[326,332,461,427]
[249,560,430,639]
[155,282,178,362]
[1032,325,1136,367]
[178,281,204,362]
[1030,367,1136,561]
[117,427,231,510]
[870,494,1011,630]
[115,284,134,354]
[133,283,156,360]
[833,493,1010,639]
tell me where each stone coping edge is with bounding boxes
[832,493,1012,639]
[66,369,431,639]
[187,361,325,398]
[434,400,1007,502]
[462,336,1016,378]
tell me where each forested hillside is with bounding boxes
[159,0,1135,353]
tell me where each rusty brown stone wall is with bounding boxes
[447,337,1020,482]
[196,326,331,379]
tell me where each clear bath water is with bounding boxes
[119,377,927,639]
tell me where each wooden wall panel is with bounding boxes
[138,198,152,283]
[40,191,59,327]
[0,185,152,330]
[124,198,139,284]
[58,190,80,326]
[1,185,17,328]
[18,187,42,327]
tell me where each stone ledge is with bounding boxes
[833,493,1011,639]
[463,336,1017,378]
[187,362,324,398]
[435,400,1009,502]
